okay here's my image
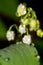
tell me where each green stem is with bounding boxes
[26,28,29,35]
[23,8,32,19]
[9,24,19,33]
[24,12,29,19]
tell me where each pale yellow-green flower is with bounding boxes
[20,18,29,25]
[17,3,26,16]
[36,29,43,37]
[29,19,40,31]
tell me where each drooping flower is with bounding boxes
[29,19,40,31]
[19,24,26,34]
[17,3,26,16]
[6,31,15,41]
[22,35,31,45]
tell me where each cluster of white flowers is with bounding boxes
[6,3,41,45]
[6,31,15,41]
[6,24,31,45]
[19,24,31,45]
[17,3,26,16]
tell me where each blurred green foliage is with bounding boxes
[0,0,19,19]
[0,19,7,40]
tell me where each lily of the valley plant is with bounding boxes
[6,3,43,45]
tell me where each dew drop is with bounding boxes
[4,58,10,62]
[37,56,40,59]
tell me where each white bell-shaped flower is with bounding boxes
[6,31,15,41]
[17,3,26,16]
[22,35,31,45]
[19,24,26,34]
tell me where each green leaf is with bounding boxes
[0,43,40,65]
